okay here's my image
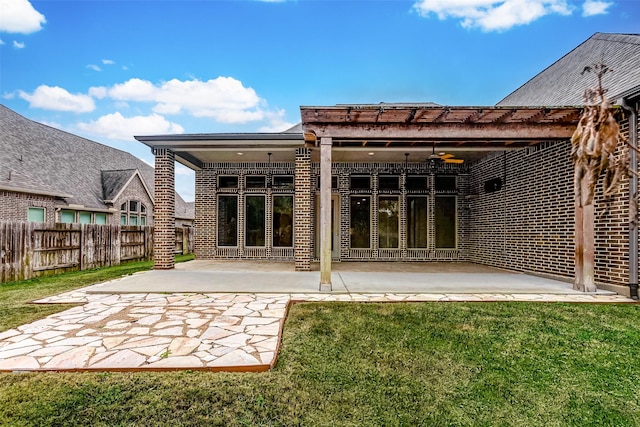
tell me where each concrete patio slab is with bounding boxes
[83,262,603,295]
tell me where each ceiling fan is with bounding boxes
[428,142,464,164]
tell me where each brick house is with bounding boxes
[138,32,639,295]
[0,104,194,226]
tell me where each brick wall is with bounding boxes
[153,149,175,269]
[0,191,59,222]
[295,148,312,270]
[469,114,635,289]
[114,174,155,226]
[193,155,469,265]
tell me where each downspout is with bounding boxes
[619,96,639,300]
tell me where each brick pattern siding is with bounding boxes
[0,191,59,223]
[194,155,469,265]
[469,116,635,289]
[153,149,175,269]
[113,174,155,226]
[295,148,312,270]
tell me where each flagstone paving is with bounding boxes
[0,290,635,372]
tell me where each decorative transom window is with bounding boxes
[120,200,147,226]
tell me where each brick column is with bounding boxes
[294,147,312,271]
[154,148,175,269]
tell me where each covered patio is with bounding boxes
[137,104,584,292]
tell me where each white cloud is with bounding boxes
[0,39,4,45]
[19,85,95,112]
[12,40,24,48]
[258,109,297,132]
[0,0,46,34]
[175,165,195,176]
[582,0,612,16]
[88,86,108,98]
[102,59,115,65]
[413,0,574,31]
[76,112,184,141]
[91,77,264,124]
[87,64,101,72]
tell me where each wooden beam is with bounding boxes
[305,122,577,140]
[320,137,332,291]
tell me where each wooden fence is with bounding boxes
[0,222,193,283]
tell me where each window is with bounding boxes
[273,196,293,247]
[378,197,399,248]
[317,175,338,189]
[435,175,456,192]
[79,211,92,224]
[27,207,45,222]
[217,195,238,246]
[245,196,265,246]
[273,175,294,190]
[406,176,428,192]
[350,176,370,190]
[120,200,147,225]
[246,176,266,189]
[61,210,75,223]
[378,176,399,191]
[95,213,107,225]
[435,196,456,249]
[407,197,428,248]
[350,196,370,248]
[218,175,239,188]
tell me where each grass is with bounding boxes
[1,262,640,426]
[0,254,194,332]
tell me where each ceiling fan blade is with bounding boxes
[440,153,454,159]
[444,158,464,164]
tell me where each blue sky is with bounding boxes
[1,0,639,201]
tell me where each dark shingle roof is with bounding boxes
[0,104,193,219]
[101,169,138,202]
[498,33,640,106]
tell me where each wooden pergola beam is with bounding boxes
[305,122,576,141]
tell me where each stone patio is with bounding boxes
[0,287,635,373]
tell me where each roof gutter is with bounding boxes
[619,95,639,300]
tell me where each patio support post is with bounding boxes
[153,148,176,270]
[320,137,332,290]
[294,147,312,271]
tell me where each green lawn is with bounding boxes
[0,254,193,332]
[1,263,640,426]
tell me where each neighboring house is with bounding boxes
[137,32,639,296]
[0,104,194,226]
[497,32,640,106]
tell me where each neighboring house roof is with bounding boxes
[0,104,194,219]
[498,33,640,106]
[101,169,152,204]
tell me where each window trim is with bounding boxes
[350,195,372,249]
[245,195,266,247]
[272,195,294,248]
[27,207,46,223]
[120,199,148,226]
[217,194,239,247]
[378,195,400,249]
